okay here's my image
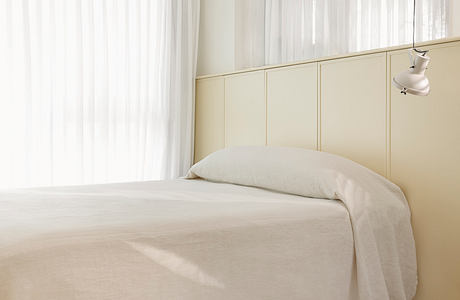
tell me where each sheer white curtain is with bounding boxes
[236,0,449,68]
[0,0,200,189]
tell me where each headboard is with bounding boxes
[194,38,460,300]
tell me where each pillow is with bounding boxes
[185,146,389,200]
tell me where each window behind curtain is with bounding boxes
[236,0,450,69]
[0,0,199,189]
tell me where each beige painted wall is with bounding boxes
[197,0,235,76]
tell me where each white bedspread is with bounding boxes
[0,179,356,300]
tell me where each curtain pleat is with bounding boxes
[0,0,200,189]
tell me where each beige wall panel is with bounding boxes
[225,71,266,147]
[389,42,460,300]
[194,77,225,162]
[320,53,387,176]
[266,64,318,149]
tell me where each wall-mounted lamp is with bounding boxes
[392,0,430,96]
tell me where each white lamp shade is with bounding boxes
[392,52,430,96]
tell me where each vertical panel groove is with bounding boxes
[223,76,227,148]
[317,63,321,151]
[386,52,392,179]
[265,70,268,145]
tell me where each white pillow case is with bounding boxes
[186,146,388,200]
[186,146,417,300]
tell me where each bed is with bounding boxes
[0,147,416,300]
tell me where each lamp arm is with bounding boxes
[411,0,428,57]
